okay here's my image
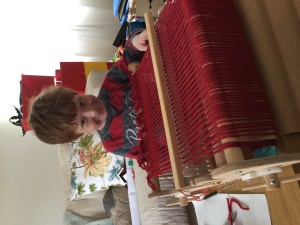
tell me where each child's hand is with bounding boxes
[128,62,140,75]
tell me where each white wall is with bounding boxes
[0,1,122,224]
[0,120,65,225]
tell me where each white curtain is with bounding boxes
[72,0,121,61]
[0,0,121,120]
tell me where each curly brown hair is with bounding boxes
[28,86,82,144]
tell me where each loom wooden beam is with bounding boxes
[242,172,300,191]
[144,11,185,191]
[211,153,300,182]
[164,183,235,206]
[148,180,223,198]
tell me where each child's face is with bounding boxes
[72,94,107,135]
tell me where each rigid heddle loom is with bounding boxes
[130,0,300,206]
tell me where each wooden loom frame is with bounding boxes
[143,11,300,206]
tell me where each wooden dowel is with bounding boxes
[150,176,161,193]
[222,137,245,164]
[166,198,193,207]
[179,196,188,206]
[281,173,300,184]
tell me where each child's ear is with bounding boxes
[128,62,140,75]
